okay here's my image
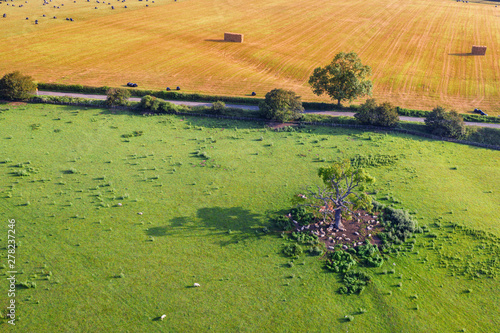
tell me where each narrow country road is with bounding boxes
[37,91,500,129]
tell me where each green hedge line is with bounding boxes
[36,82,500,123]
[37,82,262,105]
[396,106,499,123]
[28,94,500,148]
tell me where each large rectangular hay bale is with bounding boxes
[471,45,487,55]
[224,32,244,43]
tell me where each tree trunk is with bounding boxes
[337,99,342,107]
[334,209,343,229]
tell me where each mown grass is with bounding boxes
[0,103,498,332]
[1,0,500,113]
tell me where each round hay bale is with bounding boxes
[176,86,180,90]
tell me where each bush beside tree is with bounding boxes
[259,88,304,122]
[0,71,37,101]
[354,99,399,127]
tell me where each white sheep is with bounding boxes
[194,283,200,287]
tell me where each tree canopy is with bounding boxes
[259,88,304,122]
[0,71,37,101]
[308,52,372,106]
[298,160,374,229]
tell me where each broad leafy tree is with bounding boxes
[308,52,372,106]
[354,98,399,127]
[0,71,37,101]
[298,160,374,229]
[425,106,466,139]
[259,88,304,122]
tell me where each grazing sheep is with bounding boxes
[160,314,166,320]
[193,283,200,287]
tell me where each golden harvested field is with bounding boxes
[1,0,500,113]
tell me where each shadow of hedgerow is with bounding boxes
[146,206,270,246]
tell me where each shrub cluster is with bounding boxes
[139,95,188,114]
[274,215,294,231]
[425,106,466,139]
[354,99,399,127]
[348,243,384,267]
[283,243,303,257]
[325,250,356,273]
[290,231,319,246]
[290,206,314,226]
[106,88,131,107]
[338,271,371,295]
[350,154,399,168]
[378,205,421,250]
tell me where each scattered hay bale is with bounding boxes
[471,45,487,55]
[224,32,244,43]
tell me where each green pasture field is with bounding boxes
[1,0,500,114]
[0,103,499,332]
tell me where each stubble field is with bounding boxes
[1,0,500,113]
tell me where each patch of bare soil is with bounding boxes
[267,122,296,130]
[293,210,384,251]
[7,102,27,107]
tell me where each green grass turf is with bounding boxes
[0,103,498,332]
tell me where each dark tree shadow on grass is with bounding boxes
[146,206,269,246]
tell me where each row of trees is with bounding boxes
[0,60,470,139]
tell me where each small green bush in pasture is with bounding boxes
[283,243,303,257]
[274,215,294,231]
[350,154,399,168]
[339,271,371,295]
[290,206,314,226]
[326,250,356,273]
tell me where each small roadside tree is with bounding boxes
[354,98,399,127]
[424,106,466,139]
[298,160,374,229]
[308,52,372,107]
[106,88,131,107]
[259,88,304,122]
[0,71,37,101]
